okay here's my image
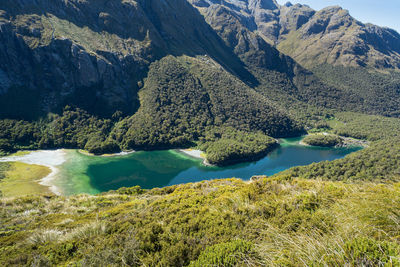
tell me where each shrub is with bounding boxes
[343,237,400,266]
[189,239,258,267]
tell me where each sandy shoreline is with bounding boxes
[0,148,207,196]
[77,150,136,157]
[0,150,68,195]
[178,149,203,159]
[178,149,213,166]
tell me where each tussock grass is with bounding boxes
[28,229,64,245]
[65,221,108,241]
[1,178,399,266]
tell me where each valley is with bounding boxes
[0,136,361,196]
[0,0,399,265]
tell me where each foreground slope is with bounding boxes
[1,177,399,266]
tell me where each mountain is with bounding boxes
[1,0,375,121]
[189,0,400,117]
[0,0,315,163]
[0,0,400,162]
[278,5,400,69]
[0,0,255,119]
[190,0,400,70]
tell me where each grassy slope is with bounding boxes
[0,177,399,266]
[0,162,51,197]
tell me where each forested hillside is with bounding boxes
[313,65,400,118]
[190,0,400,119]
[3,0,399,164]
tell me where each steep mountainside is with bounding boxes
[190,0,400,70]
[189,0,400,118]
[0,0,251,119]
[277,5,400,69]
[0,0,364,159]
[192,2,360,111]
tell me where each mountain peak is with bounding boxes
[248,0,279,10]
[191,0,400,70]
[284,2,293,7]
[320,5,343,12]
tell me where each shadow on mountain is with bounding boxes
[2,0,259,88]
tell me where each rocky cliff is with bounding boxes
[190,0,400,69]
[0,0,250,119]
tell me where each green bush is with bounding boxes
[344,237,400,266]
[189,240,256,267]
[114,186,145,196]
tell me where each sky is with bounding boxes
[276,0,400,33]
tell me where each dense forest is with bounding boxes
[280,112,400,182]
[302,134,342,147]
[0,55,307,165]
[0,107,118,156]
[197,127,277,165]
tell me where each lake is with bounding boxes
[52,137,362,195]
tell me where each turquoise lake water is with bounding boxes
[53,137,361,195]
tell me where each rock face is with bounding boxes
[0,0,352,122]
[1,0,399,124]
[190,0,400,69]
[279,6,400,69]
[0,0,246,119]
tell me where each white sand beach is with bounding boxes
[178,149,214,166]
[178,149,203,159]
[0,150,68,195]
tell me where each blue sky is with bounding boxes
[276,0,400,33]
